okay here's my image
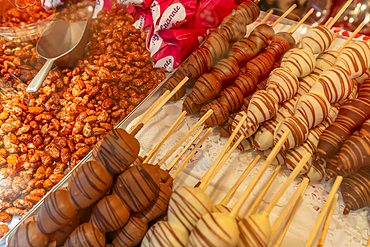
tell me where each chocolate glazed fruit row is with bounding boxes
[162,0,262,104]
[191,6,301,129]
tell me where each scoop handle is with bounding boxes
[26,58,56,93]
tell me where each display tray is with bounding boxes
[4,11,369,247]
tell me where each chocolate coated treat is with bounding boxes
[68,161,113,210]
[114,164,160,212]
[246,51,275,79]
[220,86,244,111]
[341,166,370,214]
[182,94,203,115]
[64,222,105,247]
[50,214,81,246]
[90,194,130,233]
[325,155,357,181]
[203,31,229,62]
[234,72,258,96]
[229,38,260,67]
[316,98,370,160]
[93,128,140,174]
[219,15,246,43]
[191,73,222,104]
[112,216,148,247]
[212,58,239,86]
[137,178,173,222]
[249,24,275,49]
[235,0,260,25]
[188,48,213,79]
[159,169,172,184]
[37,189,77,235]
[163,77,186,101]
[203,103,229,128]
[266,32,295,60]
[8,221,51,247]
[338,132,370,171]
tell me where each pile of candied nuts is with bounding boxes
[0,7,165,236]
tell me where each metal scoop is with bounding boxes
[26,18,91,93]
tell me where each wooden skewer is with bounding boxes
[128,90,170,134]
[246,165,282,217]
[273,183,306,247]
[157,109,213,167]
[367,234,370,247]
[143,111,187,164]
[220,155,261,206]
[271,4,297,28]
[203,135,245,189]
[288,8,314,34]
[260,9,274,25]
[171,128,213,180]
[317,193,339,247]
[139,77,189,127]
[324,17,333,27]
[263,153,311,216]
[305,176,343,247]
[270,177,309,237]
[327,0,354,28]
[228,130,291,216]
[337,15,370,53]
[197,115,248,191]
[166,126,205,172]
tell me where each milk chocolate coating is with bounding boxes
[137,178,173,222]
[159,168,172,185]
[234,72,258,96]
[191,73,222,104]
[200,98,221,116]
[219,15,246,43]
[8,221,51,247]
[338,133,370,171]
[188,48,213,79]
[316,98,370,160]
[37,188,77,235]
[90,194,130,233]
[50,213,81,246]
[212,58,239,87]
[246,51,275,79]
[220,86,244,111]
[229,38,259,67]
[182,94,203,115]
[64,222,105,247]
[112,216,148,247]
[249,24,275,49]
[325,155,357,181]
[203,103,229,128]
[114,164,160,212]
[173,62,191,81]
[341,166,370,214]
[235,0,260,25]
[203,31,229,62]
[68,160,113,210]
[266,32,296,60]
[163,77,186,101]
[93,128,140,174]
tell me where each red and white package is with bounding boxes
[149,0,197,32]
[185,0,233,29]
[150,28,210,71]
